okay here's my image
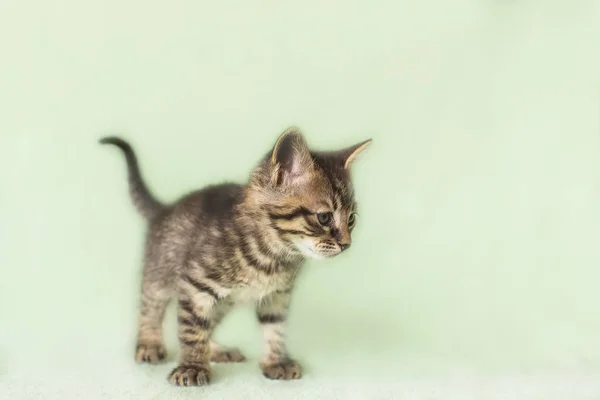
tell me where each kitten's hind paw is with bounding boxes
[210,347,246,363]
[135,343,167,364]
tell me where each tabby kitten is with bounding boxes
[100,127,371,386]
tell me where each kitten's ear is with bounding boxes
[339,139,372,169]
[270,127,312,186]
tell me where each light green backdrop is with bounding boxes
[1,0,600,398]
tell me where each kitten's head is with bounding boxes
[251,127,371,259]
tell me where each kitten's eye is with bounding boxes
[348,213,357,227]
[317,212,332,225]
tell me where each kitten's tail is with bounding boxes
[99,136,165,220]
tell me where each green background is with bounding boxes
[2,0,600,398]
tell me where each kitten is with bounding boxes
[100,127,371,386]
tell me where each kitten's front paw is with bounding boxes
[261,359,302,380]
[168,363,211,386]
[135,343,167,364]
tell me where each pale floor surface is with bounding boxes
[3,354,600,400]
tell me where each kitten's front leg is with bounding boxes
[256,290,302,380]
[168,290,218,386]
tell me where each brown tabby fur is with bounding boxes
[100,127,371,386]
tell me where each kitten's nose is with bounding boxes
[340,243,351,251]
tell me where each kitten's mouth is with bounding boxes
[292,239,344,260]
[310,249,342,259]
[296,246,338,260]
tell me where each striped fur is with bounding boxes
[101,127,371,386]
[99,137,165,220]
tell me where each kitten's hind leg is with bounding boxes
[208,298,246,363]
[135,282,172,364]
[210,341,246,363]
